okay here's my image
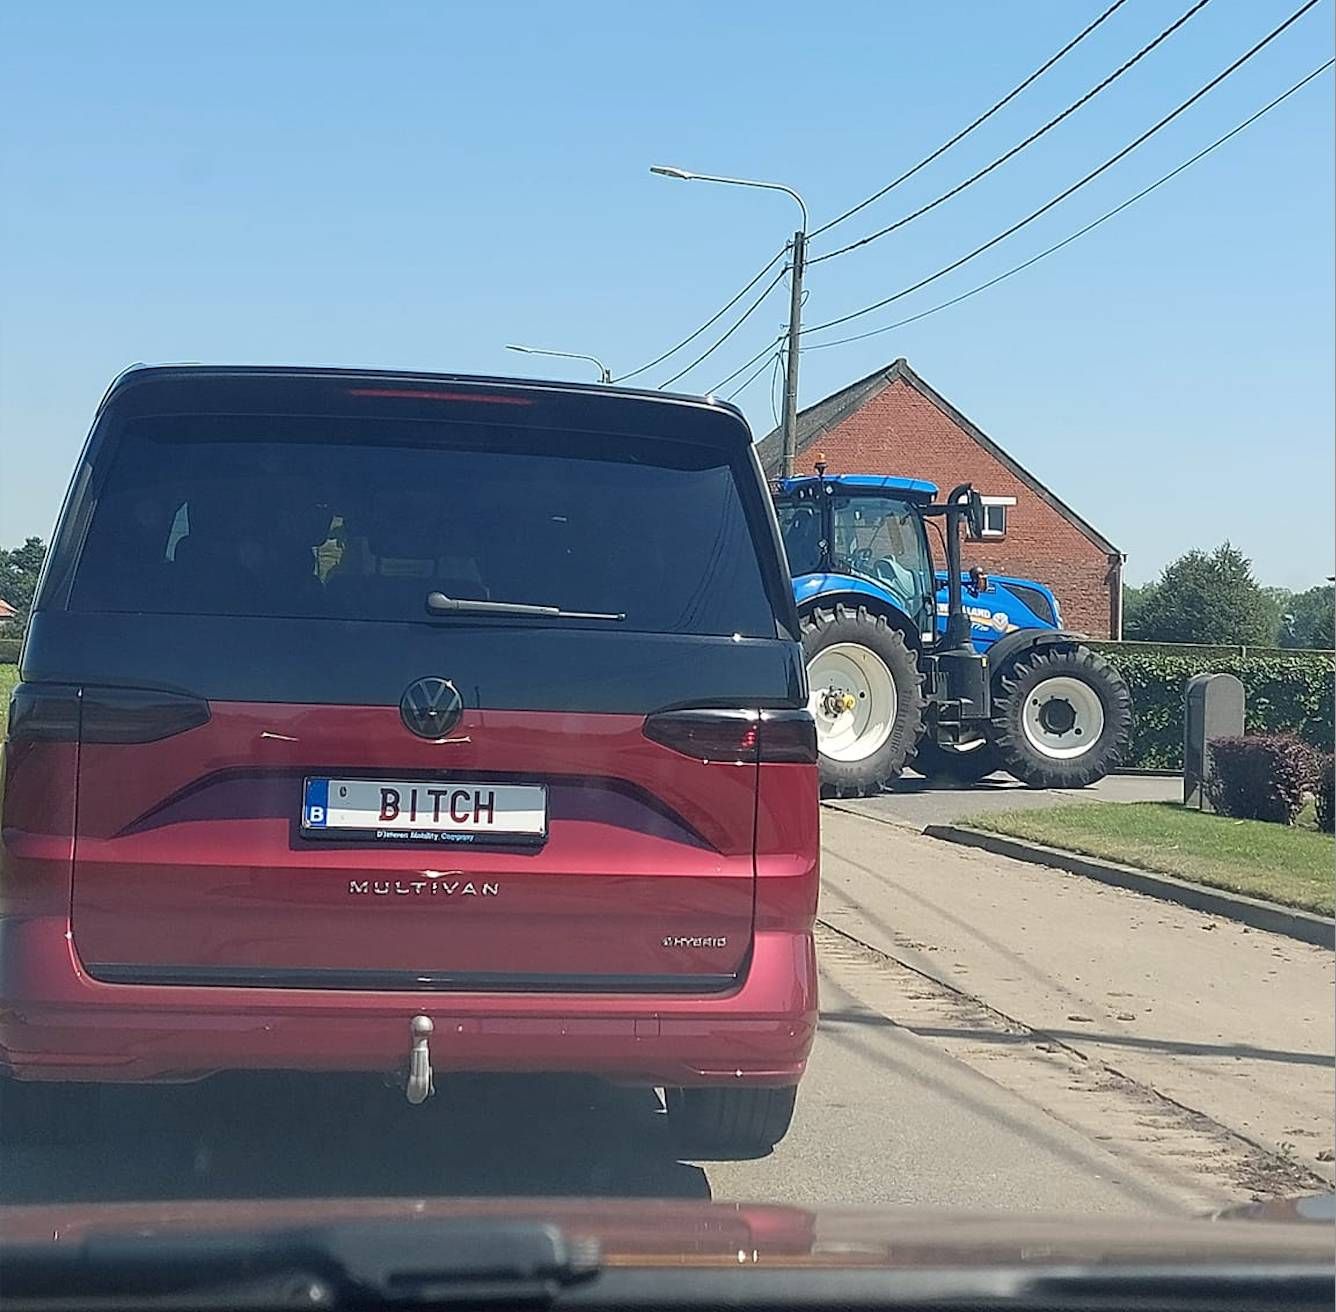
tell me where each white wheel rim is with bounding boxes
[807,642,898,763]
[1021,675,1105,760]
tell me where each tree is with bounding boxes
[1121,581,1158,637]
[1261,586,1294,646]
[0,537,47,638]
[1279,584,1335,650]
[1127,542,1274,645]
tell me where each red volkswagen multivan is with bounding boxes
[0,366,818,1153]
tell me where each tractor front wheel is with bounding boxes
[990,646,1132,789]
[801,604,925,798]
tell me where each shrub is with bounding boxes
[1089,644,1334,769]
[0,637,19,664]
[1206,734,1317,824]
[1316,755,1335,834]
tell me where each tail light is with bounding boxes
[758,709,819,764]
[6,685,80,743]
[645,708,816,765]
[645,709,758,764]
[7,684,210,744]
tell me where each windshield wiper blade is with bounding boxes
[426,592,625,622]
[2,1220,602,1311]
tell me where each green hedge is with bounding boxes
[0,638,19,665]
[1089,643,1334,769]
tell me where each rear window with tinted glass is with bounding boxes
[66,415,778,637]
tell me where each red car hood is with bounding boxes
[2,1197,1330,1268]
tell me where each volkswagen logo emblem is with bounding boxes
[400,677,463,740]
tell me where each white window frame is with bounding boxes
[978,495,1016,539]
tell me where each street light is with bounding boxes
[506,343,612,384]
[651,165,807,476]
[648,166,809,230]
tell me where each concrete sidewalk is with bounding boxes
[818,807,1335,1182]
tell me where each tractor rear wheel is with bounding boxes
[912,734,1002,783]
[990,646,1132,789]
[801,604,925,798]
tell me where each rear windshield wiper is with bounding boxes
[426,592,625,622]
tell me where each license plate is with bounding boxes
[302,778,547,843]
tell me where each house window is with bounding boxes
[978,495,1015,538]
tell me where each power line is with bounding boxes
[809,0,1215,265]
[658,265,788,388]
[810,0,1131,240]
[705,281,806,395]
[708,332,787,393]
[801,59,1334,352]
[725,347,784,401]
[801,0,1324,340]
[612,246,785,383]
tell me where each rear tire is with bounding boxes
[991,645,1132,789]
[665,1084,798,1157]
[801,605,925,798]
[911,735,1002,783]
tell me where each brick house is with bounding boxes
[756,358,1124,638]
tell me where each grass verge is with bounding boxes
[971,801,1334,917]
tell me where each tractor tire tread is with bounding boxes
[990,644,1132,789]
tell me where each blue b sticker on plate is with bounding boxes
[303,778,329,828]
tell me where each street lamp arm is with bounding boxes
[506,344,612,384]
[649,166,808,231]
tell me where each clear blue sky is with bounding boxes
[1,1,1332,587]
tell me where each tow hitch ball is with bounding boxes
[405,1014,434,1105]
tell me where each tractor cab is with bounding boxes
[773,473,939,641]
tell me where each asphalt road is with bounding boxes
[0,971,1172,1217]
[3,806,1327,1217]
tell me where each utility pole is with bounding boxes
[780,229,805,479]
[649,167,808,472]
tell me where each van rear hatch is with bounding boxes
[30,369,804,991]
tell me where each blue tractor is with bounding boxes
[772,467,1132,795]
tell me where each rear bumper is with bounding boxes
[0,917,817,1087]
